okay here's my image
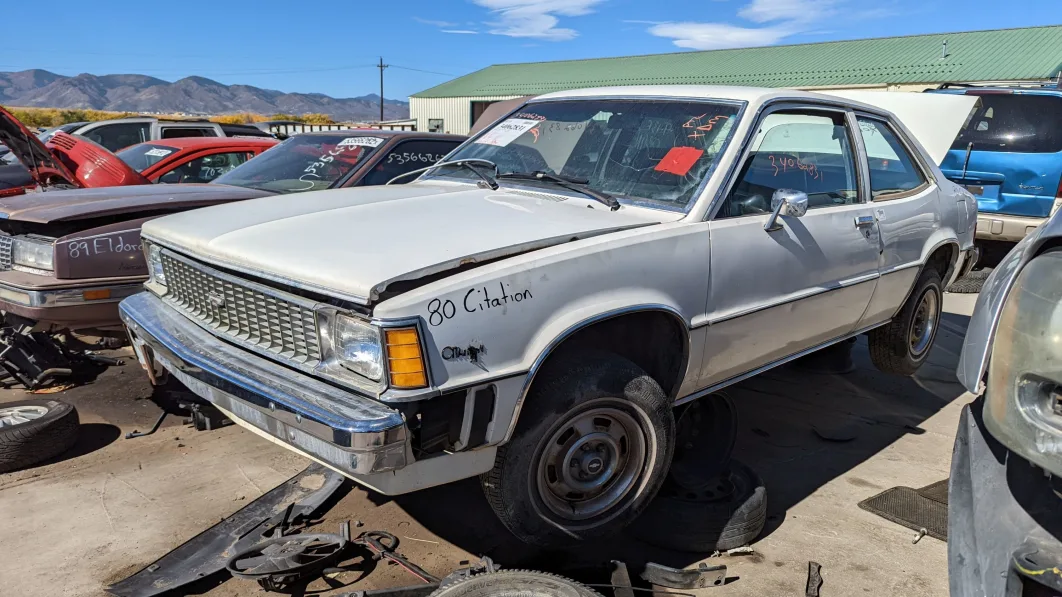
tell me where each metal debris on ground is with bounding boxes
[805,561,823,597]
[641,562,727,590]
[0,320,119,390]
[912,527,928,544]
[227,529,350,591]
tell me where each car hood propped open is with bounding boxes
[0,106,77,188]
[143,183,664,305]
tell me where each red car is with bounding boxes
[0,106,276,197]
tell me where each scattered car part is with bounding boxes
[608,560,635,597]
[640,562,726,590]
[124,411,168,439]
[945,268,989,294]
[352,530,440,584]
[668,394,737,491]
[857,479,948,541]
[629,459,767,552]
[107,464,346,597]
[426,570,605,597]
[0,318,119,390]
[0,398,78,473]
[227,531,349,591]
[805,561,822,597]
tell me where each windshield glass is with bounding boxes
[426,99,741,211]
[212,134,383,193]
[116,143,181,172]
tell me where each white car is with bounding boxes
[119,86,979,546]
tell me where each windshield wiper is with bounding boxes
[386,158,499,189]
[497,171,620,211]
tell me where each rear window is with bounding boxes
[951,94,1062,153]
[117,143,180,172]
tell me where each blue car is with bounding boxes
[928,84,1062,264]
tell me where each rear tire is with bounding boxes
[429,571,604,597]
[0,399,79,473]
[869,267,943,376]
[482,352,675,547]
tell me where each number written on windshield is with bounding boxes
[387,152,447,166]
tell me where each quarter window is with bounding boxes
[856,118,927,200]
[720,110,859,218]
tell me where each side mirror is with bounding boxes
[764,189,809,232]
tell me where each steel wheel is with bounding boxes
[908,287,940,357]
[534,398,653,523]
[0,405,48,428]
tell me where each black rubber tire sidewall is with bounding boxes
[868,267,943,376]
[429,571,604,597]
[0,399,79,474]
[629,459,767,552]
[482,352,675,547]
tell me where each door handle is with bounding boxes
[854,215,876,228]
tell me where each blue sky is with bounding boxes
[3,0,1060,100]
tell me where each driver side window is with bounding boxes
[718,109,860,219]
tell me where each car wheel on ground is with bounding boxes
[481,352,675,547]
[0,398,79,473]
[429,570,604,597]
[628,459,767,552]
[868,267,943,376]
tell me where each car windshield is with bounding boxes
[212,134,383,193]
[424,99,742,211]
[116,143,181,172]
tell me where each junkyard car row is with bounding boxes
[2,81,1061,597]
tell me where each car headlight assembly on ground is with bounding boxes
[11,236,54,272]
[983,249,1062,476]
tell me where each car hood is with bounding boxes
[0,183,273,224]
[143,183,665,304]
[47,131,149,188]
[0,106,77,187]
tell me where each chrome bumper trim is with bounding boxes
[0,279,144,308]
[119,292,409,475]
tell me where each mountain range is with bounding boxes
[0,70,410,121]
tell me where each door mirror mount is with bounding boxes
[764,189,809,232]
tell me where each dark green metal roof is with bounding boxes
[413,26,1062,98]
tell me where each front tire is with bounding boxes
[482,352,675,546]
[868,267,943,376]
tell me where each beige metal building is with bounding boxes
[410,25,1062,135]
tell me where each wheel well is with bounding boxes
[925,243,957,282]
[536,310,689,399]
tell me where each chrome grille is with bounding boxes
[160,253,322,367]
[0,236,12,270]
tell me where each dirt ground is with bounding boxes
[0,294,977,597]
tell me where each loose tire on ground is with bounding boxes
[628,459,767,552]
[946,268,990,294]
[482,352,675,547]
[868,267,943,376]
[0,399,79,473]
[429,570,604,597]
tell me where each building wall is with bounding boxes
[410,95,523,135]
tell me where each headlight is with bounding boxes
[984,249,1062,476]
[333,315,383,381]
[146,243,166,287]
[11,236,54,272]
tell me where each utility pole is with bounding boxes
[378,57,389,123]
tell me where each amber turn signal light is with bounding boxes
[384,327,427,389]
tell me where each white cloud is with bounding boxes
[442,29,480,34]
[648,0,844,50]
[472,0,607,41]
[413,17,458,27]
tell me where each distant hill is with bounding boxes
[0,70,409,121]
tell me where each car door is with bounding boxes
[698,105,880,388]
[850,114,942,326]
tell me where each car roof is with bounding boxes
[131,137,278,150]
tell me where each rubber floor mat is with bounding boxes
[857,479,949,541]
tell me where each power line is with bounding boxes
[389,65,456,77]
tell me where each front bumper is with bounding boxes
[976,213,1046,243]
[949,398,1062,596]
[0,276,143,328]
[119,291,410,477]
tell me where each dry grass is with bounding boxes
[2,106,337,128]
